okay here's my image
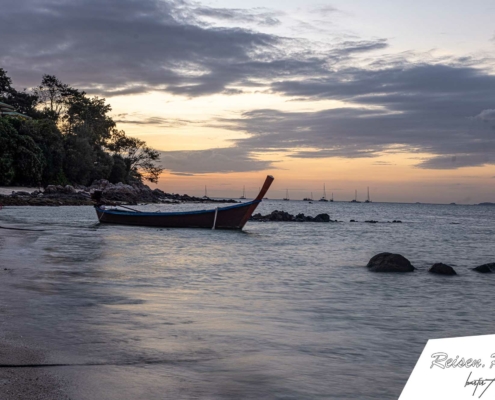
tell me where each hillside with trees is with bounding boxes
[0,68,163,187]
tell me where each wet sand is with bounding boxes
[0,334,68,399]
[0,227,67,399]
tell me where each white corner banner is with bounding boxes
[400,334,495,399]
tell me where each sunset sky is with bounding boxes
[2,0,495,203]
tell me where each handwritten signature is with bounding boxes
[465,372,495,398]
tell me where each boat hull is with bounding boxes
[94,175,274,230]
[95,201,259,230]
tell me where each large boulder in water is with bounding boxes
[429,263,457,275]
[472,263,495,273]
[314,213,330,222]
[366,253,415,272]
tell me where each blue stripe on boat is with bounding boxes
[96,200,260,216]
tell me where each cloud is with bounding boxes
[2,0,495,172]
[0,0,281,96]
[113,113,191,127]
[212,63,495,169]
[194,6,282,27]
[159,147,275,174]
[308,5,340,16]
[170,172,196,176]
[373,161,395,165]
[1,0,391,99]
[475,109,495,121]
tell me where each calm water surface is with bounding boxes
[0,201,494,399]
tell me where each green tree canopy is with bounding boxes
[0,69,163,186]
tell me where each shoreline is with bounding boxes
[0,229,68,399]
[0,335,68,400]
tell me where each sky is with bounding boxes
[1,0,495,203]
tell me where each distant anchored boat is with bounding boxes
[350,190,361,203]
[283,189,290,201]
[93,176,274,230]
[319,184,328,202]
[303,192,314,202]
[364,187,372,203]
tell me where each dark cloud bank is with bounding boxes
[2,0,495,174]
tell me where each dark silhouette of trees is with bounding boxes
[0,70,163,186]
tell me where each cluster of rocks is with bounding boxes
[1,187,93,206]
[0,180,239,206]
[366,252,494,275]
[351,219,402,223]
[250,210,337,222]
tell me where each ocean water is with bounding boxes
[0,201,494,399]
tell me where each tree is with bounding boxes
[107,130,163,183]
[33,75,80,121]
[19,119,66,185]
[0,118,17,185]
[0,68,12,97]
[0,68,39,117]
[63,95,115,146]
[0,118,45,185]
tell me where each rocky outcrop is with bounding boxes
[366,253,415,272]
[250,211,336,222]
[0,180,238,206]
[429,263,457,275]
[472,263,495,273]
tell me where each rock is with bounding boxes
[472,263,495,273]
[44,185,58,194]
[314,213,330,222]
[350,219,357,222]
[366,252,415,272]
[153,188,166,197]
[12,191,31,196]
[429,263,457,275]
[392,220,402,223]
[64,185,76,194]
[295,213,307,222]
[365,220,378,223]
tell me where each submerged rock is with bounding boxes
[314,213,330,222]
[366,252,415,272]
[250,211,334,222]
[429,263,457,275]
[472,263,495,273]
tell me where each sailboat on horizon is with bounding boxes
[240,186,246,200]
[350,190,361,203]
[303,192,313,201]
[319,184,328,202]
[203,185,209,199]
[365,187,372,203]
[283,189,290,201]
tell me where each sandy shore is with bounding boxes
[0,187,38,196]
[0,334,69,399]
[0,228,68,400]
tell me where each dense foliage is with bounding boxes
[0,69,163,186]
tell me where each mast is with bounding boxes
[323,184,327,199]
[331,192,334,201]
[355,190,357,201]
[367,187,370,202]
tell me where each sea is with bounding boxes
[0,200,494,399]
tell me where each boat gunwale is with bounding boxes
[95,199,260,217]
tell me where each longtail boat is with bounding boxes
[93,175,274,230]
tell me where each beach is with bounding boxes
[1,201,494,399]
